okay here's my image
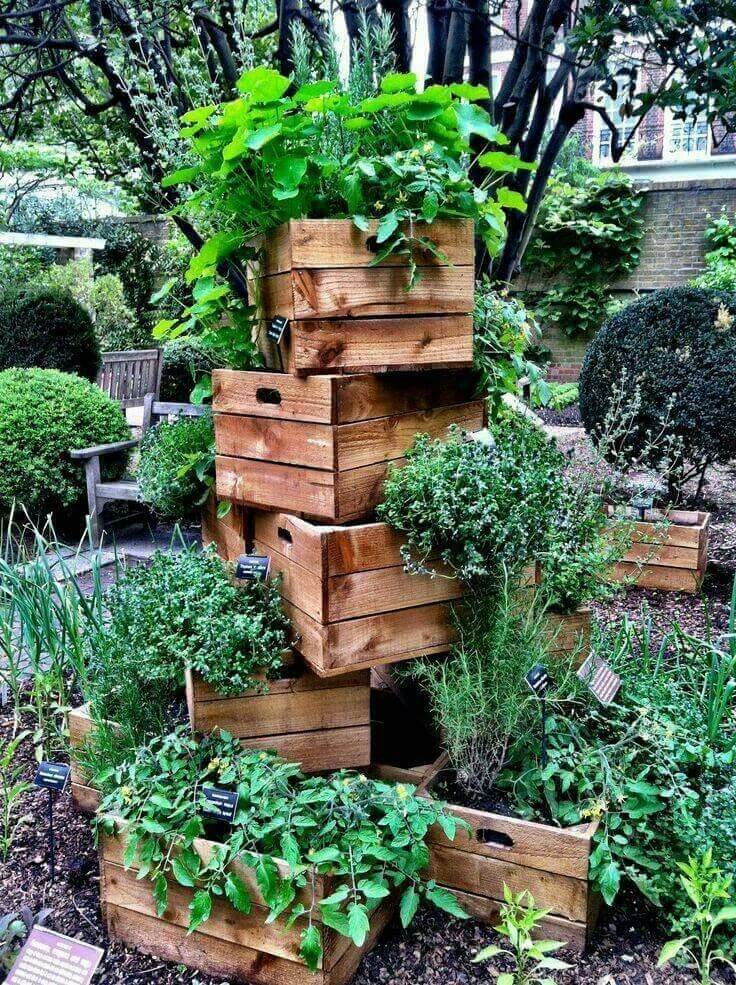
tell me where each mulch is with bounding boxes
[2,431,736,984]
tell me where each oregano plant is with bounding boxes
[96,729,468,970]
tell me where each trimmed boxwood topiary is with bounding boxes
[160,337,216,402]
[579,286,736,478]
[0,286,101,380]
[0,368,130,520]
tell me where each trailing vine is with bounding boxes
[524,163,644,338]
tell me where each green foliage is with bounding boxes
[160,337,217,402]
[96,727,467,968]
[526,166,644,338]
[693,208,736,293]
[0,285,100,379]
[0,907,51,975]
[39,260,142,351]
[473,281,550,416]
[579,287,736,490]
[658,850,736,985]
[0,732,32,859]
[473,885,571,984]
[0,369,129,520]
[158,67,533,359]
[541,382,578,411]
[378,420,564,586]
[505,593,736,912]
[407,582,570,796]
[137,413,214,522]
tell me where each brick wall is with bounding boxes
[522,177,736,379]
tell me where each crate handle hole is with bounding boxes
[256,387,282,405]
[277,527,293,543]
[365,235,379,254]
[476,828,514,848]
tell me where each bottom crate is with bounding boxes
[101,827,394,985]
[544,606,592,664]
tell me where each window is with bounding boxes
[668,118,709,157]
[597,96,637,162]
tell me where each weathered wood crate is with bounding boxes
[214,369,484,523]
[101,822,394,985]
[252,512,538,677]
[201,493,247,561]
[68,703,104,812]
[186,665,371,772]
[250,218,474,374]
[606,507,710,593]
[375,759,598,951]
[544,607,592,665]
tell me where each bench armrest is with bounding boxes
[71,438,139,460]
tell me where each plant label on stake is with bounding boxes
[33,762,70,883]
[577,654,621,706]
[5,926,104,985]
[525,664,551,768]
[201,786,239,824]
[267,316,289,345]
[235,554,271,582]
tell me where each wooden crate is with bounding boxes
[250,218,474,374]
[68,703,104,812]
[101,821,394,985]
[201,493,246,561]
[214,369,485,523]
[544,607,592,664]
[186,665,371,772]
[252,512,538,677]
[606,507,710,593]
[375,759,598,951]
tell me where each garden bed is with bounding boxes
[250,218,474,375]
[212,369,484,523]
[544,606,592,664]
[100,818,395,985]
[606,506,710,593]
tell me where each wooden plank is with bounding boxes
[216,456,338,519]
[201,495,246,561]
[544,608,591,662]
[189,683,370,738]
[241,725,371,773]
[287,601,455,676]
[609,561,703,593]
[444,887,588,951]
[215,414,335,470]
[104,905,319,985]
[187,668,369,703]
[334,460,404,522]
[335,401,485,471]
[262,265,474,320]
[285,315,474,374]
[428,843,588,923]
[428,803,593,880]
[605,507,708,548]
[620,540,700,570]
[72,782,100,813]
[253,219,474,274]
[213,369,479,424]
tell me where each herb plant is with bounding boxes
[0,907,51,974]
[658,850,736,984]
[0,732,32,860]
[157,67,532,359]
[137,413,215,522]
[97,728,467,971]
[473,886,571,985]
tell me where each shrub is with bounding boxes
[137,413,214,521]
[579,287,736,489]
[0,368,129,519]
[160,337,217,402]
[377,420,565,585]
[0,286,101,379]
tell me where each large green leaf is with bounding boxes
[236,67,290,103]
[478,150,537,173]
[274,156,308,189]
[455,102,499,143]
[381,72,417,94]
[188,889,212,932]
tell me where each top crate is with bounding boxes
[250,218,475,375]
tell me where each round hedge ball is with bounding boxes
[0,368,130,521]
[0,286,101,380]
[579,286,736,471]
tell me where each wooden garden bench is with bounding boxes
[71,393,208,542]
[97,349,163,408]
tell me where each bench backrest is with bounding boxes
[141,393,209,432]
[98,349,163,408]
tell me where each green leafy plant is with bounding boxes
[160,337,217,402]
[658,850,736,984]
[693,209,736,292]
[473,885,571,984]
[157,67,533,361]
[0,285,100,380]
[473,280,550,417]
[541,382,578,411]
[378,420,564,586]
[0,907,52,975]
[0,368,130,523]
[137,413,215,521]
[0,731,32,859]
[525,163,644,338]
[96,728,467,971]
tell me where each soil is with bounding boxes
[537,403,582,427]
[2,432,736,983]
